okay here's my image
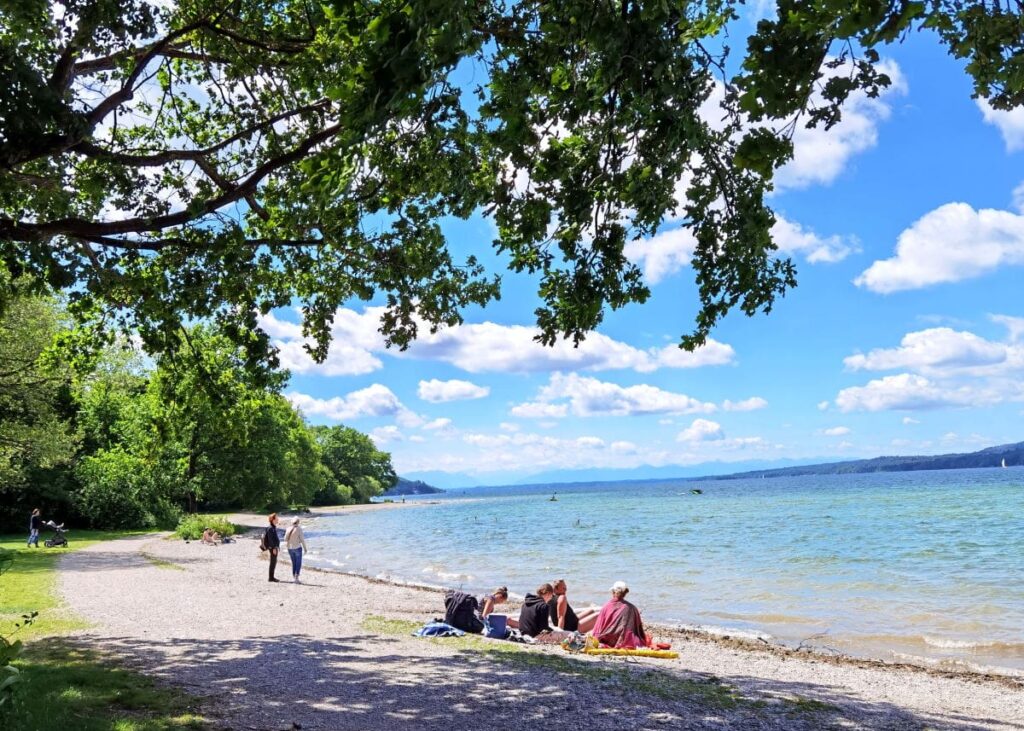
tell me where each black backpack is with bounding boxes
[443,590,484,633]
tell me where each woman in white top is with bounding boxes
[284,517,309,583]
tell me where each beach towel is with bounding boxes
[413,622,466,638]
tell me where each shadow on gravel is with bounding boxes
[61,633,1016,731]
[61,552,218,572]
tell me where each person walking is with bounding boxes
[264,513,281,582]
[284,517,308,583]
[28,509,41,548]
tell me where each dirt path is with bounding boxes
[58,531,1024,730]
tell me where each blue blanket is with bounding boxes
[413,622,466,638]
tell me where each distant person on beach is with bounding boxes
[201,528,221,545]
[478,586,519,629]
[28,508,41,548]
[518,583,555,637]
[264,513,281,582]
[590,580,648,649]
[549,579,600,633]
[284,517,309,583]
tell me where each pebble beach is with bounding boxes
[54,506,1024,730]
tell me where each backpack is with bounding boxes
[443,590,484,634]
[259,529,268,552]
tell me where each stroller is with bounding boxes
[43,520,68,548]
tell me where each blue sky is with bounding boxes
[267,30,1024,488]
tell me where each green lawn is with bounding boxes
[0,530,209,730]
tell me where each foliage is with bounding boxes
[313,425,397,504]
[0,274,78,527]
[174,514,235,541]
[0,611,37,708]
[75,447,178,529]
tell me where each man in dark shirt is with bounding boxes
[518,583,555,637]
[28,509,41,548]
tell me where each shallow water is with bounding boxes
[305,468,1024,671]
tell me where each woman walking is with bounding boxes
[28,508,41,548]
[264,513,281,582]
[284,517,308,583]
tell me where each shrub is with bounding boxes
[175,515,235,541]
[75,449,157,529]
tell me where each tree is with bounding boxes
[312,425,397,504]
[1,1,1021,369]
[0,273,78,527]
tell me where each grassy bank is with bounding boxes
[0,532,208,730]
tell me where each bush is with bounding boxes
[175,515,235,541]
[75,449,158,529]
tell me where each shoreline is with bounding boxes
[58,528,1024,729]
[259,505,1024,682]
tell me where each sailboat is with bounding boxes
[1001,457,1007,468]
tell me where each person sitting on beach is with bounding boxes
[589,580,648,649]
[478,586,519,629]
[517,583,555,637]
[549,578,600,633]
[201,528,221,545]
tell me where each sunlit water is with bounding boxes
[304,468,1024,672]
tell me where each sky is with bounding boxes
[267,26,1024,488]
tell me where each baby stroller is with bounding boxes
[43,520,68,548]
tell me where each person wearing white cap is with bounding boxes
[284,517,309,583]
[588,580,648,649]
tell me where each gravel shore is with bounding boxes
[58,510,1024,730]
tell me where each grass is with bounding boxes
[0,530,209,730]
[2,640,205,731]
[0,530,150,639]
[141,553,185,571]
[360,615,741,709]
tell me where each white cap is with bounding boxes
[611,580,628,592]
[291,517,301,525]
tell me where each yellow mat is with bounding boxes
[583,647,679,659]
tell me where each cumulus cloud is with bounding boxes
[854,202,1024,293]
[822,426,851,436]
[370,426,403,445]
[977,98,1024,152]
[775,60,907,191]
[844,328,1008,374]
[422,417,453,431]
[677,419,725,442]
[834,374,995,412]
[417,378,490,403]
[286,385,423,426]
[992,314,1024,343]
[722,397,768,412]
[610,440,638,453]
[518,373,718,418]
[575,436,605,448]
[902,417,920,425]
[499,422,520,432]
[1013,181,1024,214]
[259,307,736,376]
[772,215,858,263]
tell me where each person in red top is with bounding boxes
[589,580,648,649]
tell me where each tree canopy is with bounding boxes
[1,0,1021,367]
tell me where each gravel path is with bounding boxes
[58,521,1024,731]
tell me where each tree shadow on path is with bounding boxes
[68,633,1021,731]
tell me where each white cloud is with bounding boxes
[499,422,520,432]
[623,226,696,284]
[817,401,830,411]
[575,436,605,449]
[521,372,718,418]
[722,397,768,412]
[822,426,851,436]
[677,418,725,442]
[260,306,736,376]
[775,60,907,190]
[658,418,674,425]
[422,418,453,431]
[834,373,995,412]
[370,426,403,445]
[977,98,1024,152]
[771,215,858,263]
[991,314,1024,343]
[1013,181,1024,213]
[417,378,490,403]
[286,385,423,426]
[610,440,637,453]
[902,417,920,425]
[844,328,1008,374]
[854,202,1024,293]
[509,401,570,419]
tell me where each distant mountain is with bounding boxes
[710,441,1024,480]
[383,477,445,496]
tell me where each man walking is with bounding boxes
[28,509,41,548]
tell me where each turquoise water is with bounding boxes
[306,468,1024,671]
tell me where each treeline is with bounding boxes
[0,278,396,532]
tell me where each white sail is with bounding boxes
[1002,458,1007,468]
